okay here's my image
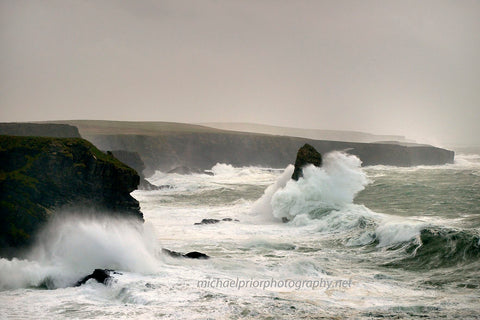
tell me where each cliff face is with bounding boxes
[110,150,145,177]
[109,150,159,190]
[85,132,455,174]
[0,136,142,254]
[0,123,81,138]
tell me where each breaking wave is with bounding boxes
[0,214,161,290]
[252,151,369,221]
[252,151,480,269]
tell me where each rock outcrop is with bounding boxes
[162,248,210,259]
[291,143,323,181]
[194,218,239,225]
[109,150,159,190]
[75,269,119,286]
[0,135,142,255]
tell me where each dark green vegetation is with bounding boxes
[0,135,142,255]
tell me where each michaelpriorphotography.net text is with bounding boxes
[197,277,353,291]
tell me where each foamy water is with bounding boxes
[1,153,479,319]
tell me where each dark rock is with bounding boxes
[110,150,161,190]
[282,217,290,223]
[162,248,210,259]
[194,219,220,225]
[75,269,120,286]
[0,136,142,255]
[184,251,210,259]
[291,143,323,181]
[138,178,162,190]
[162,248,183,258]
[194,218,239,225]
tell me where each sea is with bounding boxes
[1,151,479,319]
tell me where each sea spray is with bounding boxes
[252,152,369,221]
[0,213,161,290]
[250,164,294,221]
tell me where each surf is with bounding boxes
[0,213,161,290]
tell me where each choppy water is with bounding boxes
[1,153,479,319]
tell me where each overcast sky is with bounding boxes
[1,0,479,145]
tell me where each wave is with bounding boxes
[252,151,369,222]
[145,164,282,194]
[0,214,161,290]
[251,151,480,269]
[383,227,480,270]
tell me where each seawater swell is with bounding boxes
[253,151,480,271]
[383,227,480,270]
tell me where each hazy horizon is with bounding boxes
[1,1,479,146]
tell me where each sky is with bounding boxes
[1,0,479,146]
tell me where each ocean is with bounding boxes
[1,152,479,319]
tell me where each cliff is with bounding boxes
[201,122,412,143]
[109,150,158,190]
[43,120,454,173]
[84,132,455,174]
[0,123,81,138]
[0,135,142,255]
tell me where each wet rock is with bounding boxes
[194,219,220,225]
[183,251,210,259]
[194,218,239,225]
[162,248,210,259]
[75,269,121,286]
[291,143,322,181]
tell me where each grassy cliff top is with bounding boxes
[0,135,134,173]
[0,123,81,138]
[45,120,235,136]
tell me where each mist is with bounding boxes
[1,0,479,146]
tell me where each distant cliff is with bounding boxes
[41,120,454,173]
[0,135,142,255]
[0,123,81,138]
[84,132,455,174]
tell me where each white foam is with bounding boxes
[375,219,425,248]
[252,152,369,221]
[0,214,161,290]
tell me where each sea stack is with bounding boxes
[291,143,323,181]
